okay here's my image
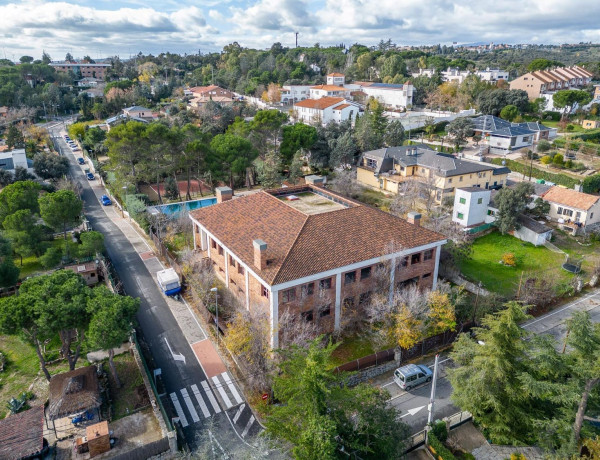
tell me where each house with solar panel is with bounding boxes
[472,115,556,154]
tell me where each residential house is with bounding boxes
[189,185,446,347]
[509,65,593,100]
[77,77,100,87]
[541,186,600,234]
[357,145,510,202]
[475,68,509,82]
[0,149,33,174]
[326,73,346,86]
[472,115,540,153]
[188,85,235,108]
[358,82,414,109]
[293,97,359,125]
[50,61,111,80]
[0,406,47,460]
[122,105,155,120]
[0,106,8,118]
[309,85,351,99]
[63,261,100,286]
[582,120,600,130]
[280,85,312,104]
[452,187,552,245]
[411,67,508,83]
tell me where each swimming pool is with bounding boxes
[152,197,217,216]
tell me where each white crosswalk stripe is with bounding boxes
[180,388,199,423]
[221,372,244,405]
[233,403,245,424]
[191,384,211,418]
[202,380,222,413]
[212,375,233,408]
[170,392,189,427]
[241,415,255,438]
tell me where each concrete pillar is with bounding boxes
[433,246,441,289]
[270,289,279,348]
[334,273,342,331]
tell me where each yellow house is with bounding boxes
[356,145,511,202]
[582,120,600,130]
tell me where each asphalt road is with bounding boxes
[49,123,259,455]
[386,287,600,434]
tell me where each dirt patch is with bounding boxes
[106,352,150,420]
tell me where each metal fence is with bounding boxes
[334,328,460,374]
[404,411,473,454]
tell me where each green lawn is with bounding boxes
[331,336,376,367]
[459,232,571,297]
[13,239,75,280]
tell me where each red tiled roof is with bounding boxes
[327,73,345,77]
[309,85,348,91]
[333,103,352,110]
[542,186,599,210]
[294,97,345,109]
[190,186,445,285]
[0,405,45,460]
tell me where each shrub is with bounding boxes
[490,158,579,189]
[540,155,552,165]
[566,124,575,131]
[552,153,564,166]
[502,253,517,267]
[40,246,62,269]
[427,432,457,460]
[536,139,551,153]
[430,420,448,442]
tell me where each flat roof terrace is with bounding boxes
[276,190,350,215]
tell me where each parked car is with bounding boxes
[86,173,94,180]
[393,364,433,391]
[77,157,85,165]
[100,195,112,206]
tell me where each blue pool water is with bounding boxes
[155,197,217,216]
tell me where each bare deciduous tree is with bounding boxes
[328,169,362,198]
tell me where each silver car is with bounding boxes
[393,364,433,391]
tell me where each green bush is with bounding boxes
[490,158,579,188]
[552,153,564,166]
[431,420,448,442]
[540,155,552,165]
[427,432,457,460]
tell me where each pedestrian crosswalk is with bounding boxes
[167,372,259,438]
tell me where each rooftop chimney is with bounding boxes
[407,211,421,227]
[253,239,267,270]
[215,186,233,204]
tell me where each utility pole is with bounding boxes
[426,354,440,442]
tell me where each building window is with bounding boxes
[302,282,314,297]
[319,305,331,317]
[319,278,332,290]
[487,210,494,216]
[229,255,236,267]
[448,178,452,184]
[477,198,483,204]
[344,271,356,285]
[365,158,377,169]
[459,197,466,204]
[282,288,296,303]
[360,267,371,280]
[411,253,421,264]
[399,256,409,268]
[238,264,244,275]
[211,239,217,249]
[457,212,464,219]
[424,249,433,261]
[422,273,432,279]
[563,209,573,217]
[218,245,223,256]
[301,310,314,322]
[459,176,463,182]
[261,286,269,299]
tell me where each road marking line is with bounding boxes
[241,415,255,438]
[201,380,221,414]
[523,290,600,327]
[221,372,243,405]
[191,384,211,418]
[170,392,189,427]
[233,403,246,424]
[180,388,199,423]
[212,375,233,408]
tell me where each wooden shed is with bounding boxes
[86,421,110,457]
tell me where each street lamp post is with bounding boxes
[210,287,219,343]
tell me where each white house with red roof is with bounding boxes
[541,186,600,233]
[293,97,359,125]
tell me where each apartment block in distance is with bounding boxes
[189,185,446,347]
[509,65,593,100]
[50,61,111,80]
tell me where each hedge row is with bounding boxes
[427,432,457,460]
[490,158,579,188]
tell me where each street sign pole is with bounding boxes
[426,354,440,443]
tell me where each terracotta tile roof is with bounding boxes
[333,103,352,110]
[48,366,101,420]
[0,405,45,460]
[309,85,349,91]
[541,186,599,211]
[190,186,445,285]
[294,97,345,110]
[327,72,345,77]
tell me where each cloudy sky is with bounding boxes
[1,0,600,60]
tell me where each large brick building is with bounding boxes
[50,61,111,80]
[509,65,593,100]
[189,185,446,347]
